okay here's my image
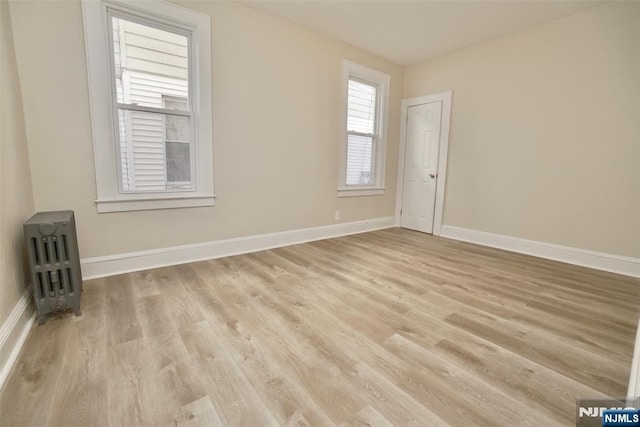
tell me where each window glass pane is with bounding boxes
[166,142,191,184]
[346,134,374,185]
[163,97,188,111]
[347,79,377,134]
[117,108,192,192]
[164,111,192,187]
[111,16,189,109]
[166,114,190,141]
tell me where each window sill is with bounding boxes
[95,195,215,213]
[337,187,385,198]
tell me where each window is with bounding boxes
[339,61,389,197]
[82,0,213,212]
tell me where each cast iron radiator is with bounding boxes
[24,211,82,325]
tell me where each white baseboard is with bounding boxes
[0,290,35,391]
[440,225,640,278]
[81,216,396,280]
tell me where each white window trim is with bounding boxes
[81,0,214,213]
[338,60,389,198]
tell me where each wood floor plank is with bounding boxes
[136,293,177,338]
[253,274,528,426]
[234,288,369,424]
[339,405,395,427]
[420,288,634,360]
[179,320,280,426]
[188,261,339,426]
[446,312,629,396]
[105,273,143,345]
[47,279,109,427]
[404,306,612,415]
[174,396,224,427]
[346,362,449,426]
[0,314,72,426]
[383,334,561,426]
[128,270,162,299]
[2,228,638,426]
[105,337,151,426]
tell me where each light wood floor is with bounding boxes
[1,228,639,426]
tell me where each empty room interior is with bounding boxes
[1,0,639,425]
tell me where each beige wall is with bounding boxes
[404,2,640,258]
[1,0,35,325]
[8,0,403,259]
[8,0,636,266]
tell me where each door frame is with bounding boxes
[395,91,453,236]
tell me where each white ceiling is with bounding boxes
[241,0,601,65]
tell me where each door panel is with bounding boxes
[400,102,442,233]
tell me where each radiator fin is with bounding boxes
[62,234,70,261]
[36,272,44,300]
[66,268,74,294]
[43,238,51,264]
[31,238,40,266]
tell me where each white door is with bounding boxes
[400,101,442,233]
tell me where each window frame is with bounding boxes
[339,60,389,198]
[82,0,214,213]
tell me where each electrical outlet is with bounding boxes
[334,211,341,221]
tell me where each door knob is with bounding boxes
[429,173,437,179]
